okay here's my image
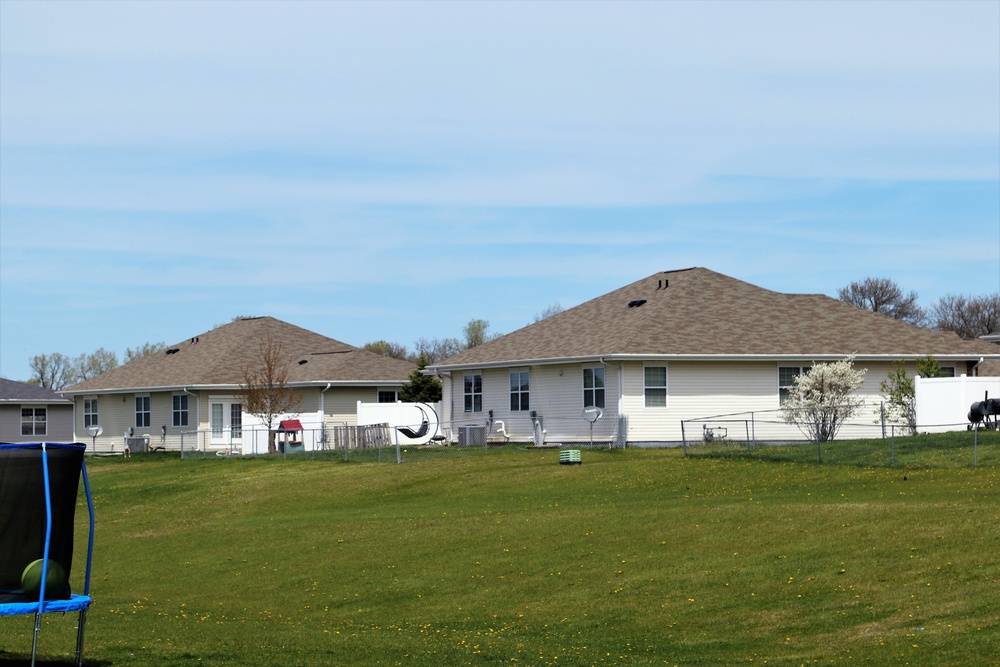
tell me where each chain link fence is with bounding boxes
[175,413,628,464]
[681,406,999,467]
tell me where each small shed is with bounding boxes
[276,419,304,453]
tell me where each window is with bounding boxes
[231,403,242,439]
[583,367,605,409]
[135,396,151,428]
[377,390,398,403]
[464,374,482,413]
[211,403,224,438]
[21,407,47,436]
[940,366,956,378]
[779,366,810,403]
[510,370,530,411]
[172,394,189,427]
[84,398,98,428]
[644,366,667,408]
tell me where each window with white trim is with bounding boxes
[136,395,151,428]
[84,398,98,428]
[377,390,398,403]
[779,366,810,403]
[464,374,482,413]
[644,366,667,408]
[583,367,605,409]
[21,407,47,436]
[510,370,530,411]
[231,403,242,439]
[940,366,956,378]
[172,394,189,427]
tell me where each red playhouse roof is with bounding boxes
[278,419,303,432]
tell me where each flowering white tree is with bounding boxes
[782,356,867,443]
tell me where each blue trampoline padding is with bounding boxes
[0,594,92,617]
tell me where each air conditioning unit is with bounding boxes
[458,425,486,447]
[125,436,149,453]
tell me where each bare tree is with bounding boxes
[837,277,926,325]
[28,353,75,389]
[238,335,302,453]
[931,293,1000,339]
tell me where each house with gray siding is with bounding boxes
[0,378,74,443]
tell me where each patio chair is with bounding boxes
[0,442,95,667]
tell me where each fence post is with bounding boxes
[891,424,895,467]
[816,420,823,463]
[681,420,687,456]
[974,423,979,467]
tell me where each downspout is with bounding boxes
[183,388,200,442]
[599,357,624,415]
[971,358,984,377]
[320,383,332,442]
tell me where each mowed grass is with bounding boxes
[2,449,997,666]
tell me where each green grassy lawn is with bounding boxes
[2,448,997,666]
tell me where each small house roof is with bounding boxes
[0,378,72,404]
[63,317,415,394]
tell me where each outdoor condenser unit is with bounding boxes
[458,425,486,447]
[125,436,150,453]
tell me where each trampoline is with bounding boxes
[0,442,95,666]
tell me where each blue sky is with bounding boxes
[1,0,998,382]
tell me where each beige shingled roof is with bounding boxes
[432,267,1000,369]
[64,317,414,393]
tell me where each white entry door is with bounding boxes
[210,399,243,446]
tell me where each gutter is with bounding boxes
[426,352,1000,372]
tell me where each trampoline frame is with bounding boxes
[0,442,95,667]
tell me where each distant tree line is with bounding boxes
[27,342,166,390]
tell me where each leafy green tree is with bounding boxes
[880,361,916,435]
[781,355,867,443]
[411,337,464,364]
[124,341,166,363]
[916,354,948,378]
[363,340,410,360]
[73,347,119,382]
[533,302,564,323]
[399,357,442,403]
[463,318,500,348]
